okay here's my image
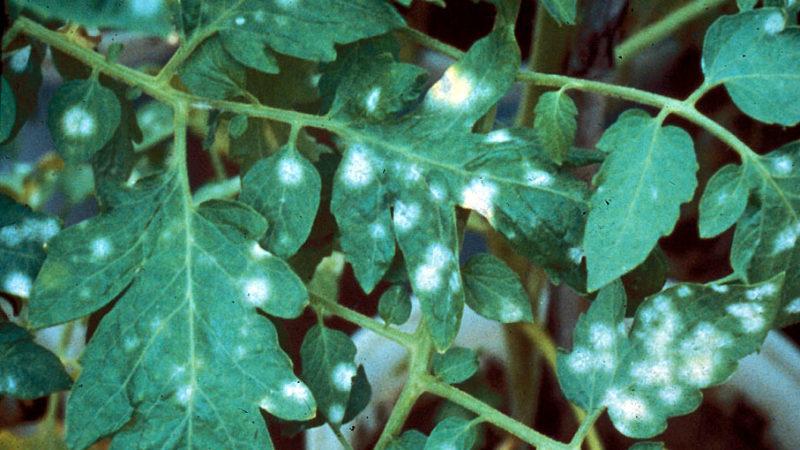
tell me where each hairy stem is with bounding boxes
[328,423,356,450]
[614,0,729,63]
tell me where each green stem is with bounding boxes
[614,0,729,63]
[568,409,604,450]
[421,375,569,450]
[2,19,23,50]
[328,423,356,450]
[209,145,227,181]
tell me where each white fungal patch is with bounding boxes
[658,385,683,405]
[605,389,649,422]
[499,301,523,322]
[243,277,270,306]
[772,223,799,254]
[680,353,716,386]
[0,218,59,247]
[191,101,212,110]
[278,157,304,185]
[234,345,247,360]
[342,145,374,187]
[365,87,381,112]
[676,285,692,298]
[331,362,357,392]
[393,201,421,232]
[123,336,139,351]
[428,67,477,108]
[91,237,112,259]
[590,324,615,349]
[568,347,594,373]
[249,242,271,260]
[710,284,729,294]
[328,404,345,424]
[631,359,673,385]
[596,352,616,372]
[772,155,793,174]
[62,106,96,137]
[568,247,583,264]
[448,271,462,292]
[650,186,659,200]
[461,178,497,219]
[484,129,512,143]
[785,298,800,314]
[234,16,246,26]
[764,11,786,35]
[176,385,194,405]
[429,184,446,201]
[369,223,386,239]
[746,283,777,301]
[413,244,453,293]
[5,376,17,391]
[171,365,186,378]
[9,46,31,72]
[726,303,766,333]
[682,322,731,353]
[3,272,31,297]
[404,164,423,182]
[282,381,311,402]
[526,169,553,187]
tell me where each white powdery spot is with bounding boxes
[631,359,673,385]
[369,223,386,239]
[659,385,683,405]
[596,352,616,372]
[772,155,793,174]
[0,226,21,247]
[785,298,800,314]
[234,16,246,26]
[123,336,139,351]
[526,169,553,187]
[414,264,442,292]
[764,11,786,35]
[249,242,271,260]
[404,164,423,182]
[171,365,186,378]
[605,389,649,422]
[590,324,614,350]
[448,271,462,292]
[393,201,420,232]
[726,303,766,333]
[746,283,777,301]
[278,157,304,185]
[176,385,194,405]
[243,277,270,306]
[5,376,17,391]
[676,285,692,298]
[62,106,96,137]
[282,381,311,402]
[567,247,583,264]
[682,322,731,354]
[680,353,716,386]
[3,272,31,297]
[331,362,357,392]
[429,184,446,201]
[365,87,381,112]
[328,403,345,424]
[0,217,58,246]
[342,145,374,188]
[9,46,31,72]
[235,345,247,360]
[650,186,659,201]
[428,67,476,107]
[772,223,799,254]
[461,178,497,219]
[710,284,730,294]
[499,301,523,322]
[191,101,212,110]
[130,0,161,16]
[91,237,112,259]
[568,347,593,373]
[484,129,512,144]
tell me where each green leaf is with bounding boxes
[300,325,358,425]
[698,164,752,238]
[424,417,477,450]
[29,167,314,449]
[341,365,372,424]
[557,275,785,438]
[0,77,15,142]
[11,0,172,35]
[241,145,322,257]
[540,0,577,25]
[378,285,413,325]
[0,322,71,399]
[534,90,578,165]
[629,442,666,450]
[179,37,247,100]
[729,142,800,326]
[621,246,667,311]
[47,78,122,162]
[702,9,800,126]
[584,110,698,291]
[0,194,60,298]
[736,0,757,10]
[387,430,428,450]
[462,253,533,323]
[433,347,480,384]
[2,43,45,143]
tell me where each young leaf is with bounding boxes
[47,78,122,162]
[424,417,477,450]
[179,37,247,100]
[387,430,428,450]
[698,163,752,238]
[433,347,480,384]
[462,253,533,323]
[29,168,314,449]
[584,110,698,291]
[341,365,372,424]
[0,194,60,298]
[702,9,800,126]
[0,322,72,399]
[10,0,172,35]
[557,275,785,438]
[0,77,15,142]
[539,0,577,25]
[533,90,578,165]
[378,285,413,325]
[241,145,322,257]
[300,325,359,425]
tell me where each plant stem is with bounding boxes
[328,423,356,450]
[421,375,570,450]
[614,0,729,63]
[373,326,433,449]
[568,409,604,450]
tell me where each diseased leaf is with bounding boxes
[584,110,698,291]
[557,275,785,438]
[698,164,752,238]
[534,90,578,165]
[300,325,358,425]
[424,417,477,450]
[0,194,60,298]
[378,285,413,325]
[540,0,577,25]
[30,164,314,448]
[2,43,45,143]
[702,9,800,126]
[241,145,322,257]
[10,0,172,35]
[47,78,122,162]
[342,365,372,424]
[180,37,246,100]
[0,77,15,142]
[462,253,533,323]
[0,322,71,399]
[736,0,757,10]
[433,347,479,384]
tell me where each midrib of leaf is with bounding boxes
[749,158,800,222]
